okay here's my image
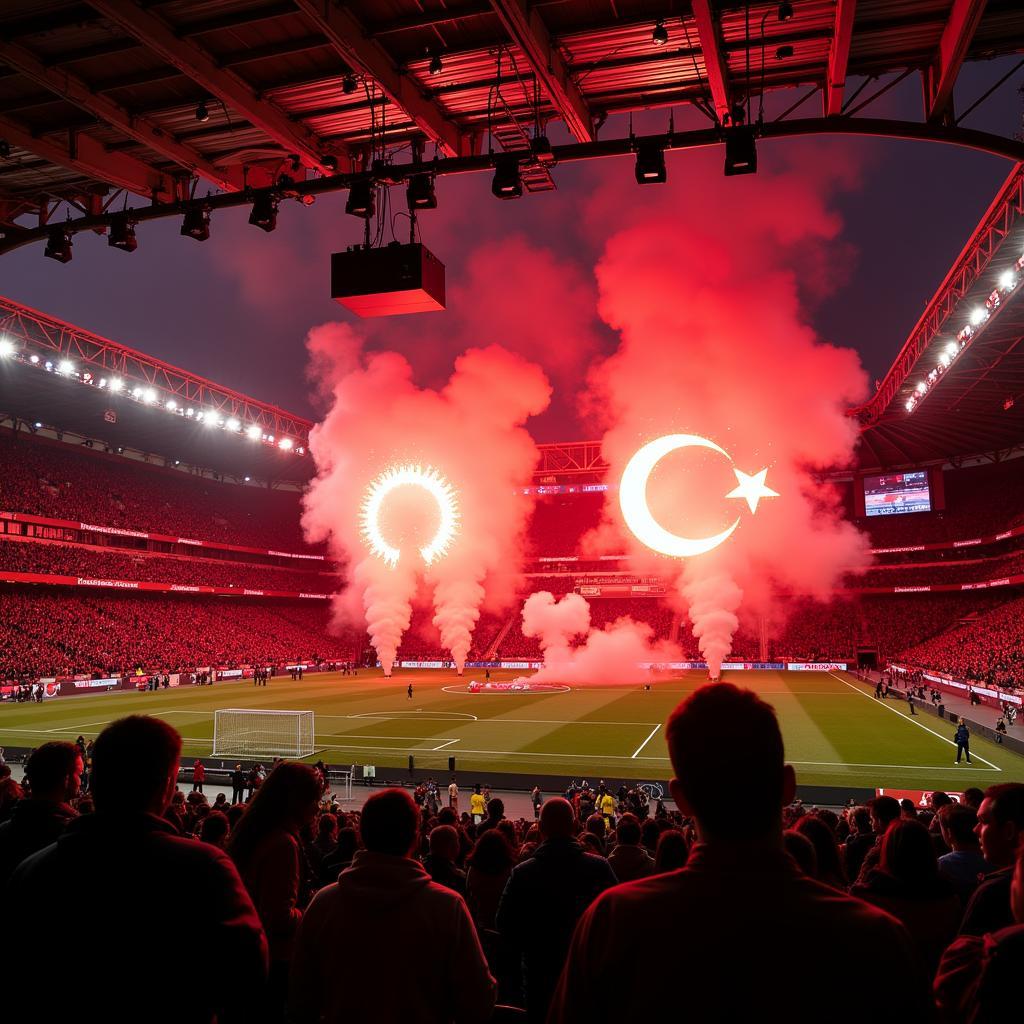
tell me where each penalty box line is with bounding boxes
[829,672,1002,771]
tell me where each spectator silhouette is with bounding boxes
[936,804,991,906]
[465,827,515,931]
[653,828,689,872]
[959,783,1024,936]
[851,818,961,973]
[496,796,616,1023]
[289,788,495,1024]
[424,823,468,897]
[843,805,875,881]
[548,684,934,1023]
[229,761,321,1021]
[935,846,1024,1023]
[2,715,267,1023]
[607,813,655,882]
[794,814,847,890]
[853,794,902,885]
[0,741,80,885]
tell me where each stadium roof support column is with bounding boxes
[0,113,175,202]
[824,0,857,117]
[88,0,342,175]
[925,0,988,123]
[690,0,731,124]
[0,39,244,193]
[487,0,594,142]
[292,0,469,157]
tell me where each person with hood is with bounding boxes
[289,788,495,1024]
[2,716,267,1023]
[496,797,616,1023]
[0,741,80,885]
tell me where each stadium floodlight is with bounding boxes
[634,142,667,184]
[109,378,123,392]
[29,354,39,364]
[225,417,240,432]
[132,387,143,398]
[185,407,194,417]
[203,414,217,428]
[492,155,523,199]
[0,337,14,357]
[166,399,177,411]
[143,388,157,404]
[279,437,294,450]
[429,52,443,76]
[44,225,73,263]
[905,399,915,411]
[916,381,927,394]
[58,360,74,375]
[778,1,794,21]
[246,424,261,440]
[946,341,959,355]
[939,352,951,368]
[969,307,987,326]
[244,476,251,482]
[195,100,210,123]
[181,205,211,241]
[98,378,107,388]
[248,194,278,232]
[346,181,375,219]
[999,270,1016,291]
[652,20,668,45]
[407,173,437,210]
[724,126,757,176]
[108,215,137,253]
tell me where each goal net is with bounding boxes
[213,709,315,759]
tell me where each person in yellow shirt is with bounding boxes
[470,784,487,825]
[598,788,616,830]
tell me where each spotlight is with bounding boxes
[322,154,339,173]
[44,225,73,263]
[778,1,794,21]
[279,437,294,450]
[969,307,987,326]
[946,341,959,356]
[195,100,210,123]
[246,424,261,440]
[916,381,927,395]
[999,269,1016,290]
[245,476,251,482]
[775,44,794,59]
[181,205,210,241]
[429,52,443,76]
[143,388,157,404]
[166,400,177,411]
[406,173,437,210]
[634,142,667,184]
[346,181,375,219]
[491,154,522,199]
[110,378,123,392]
[248,193,278,232]
[0,338,14,357]
[108,214,137,253]
[724,125,757,176]
[652,20,669,46]
[57,359,74,374]
[226,417,240,432]
[342,73,357,95]
[30,354,39,363]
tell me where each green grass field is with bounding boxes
[2,669,1022,793]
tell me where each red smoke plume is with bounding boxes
[582,147,872,675]
[302,324,550,673]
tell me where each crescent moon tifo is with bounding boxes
[619,434,739,558]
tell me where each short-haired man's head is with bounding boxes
[938,803,978,848]
[360,788,419,857]
[616,813,642,846]
[869,795,901,832]
[25,742,81,800]
[666,684,787,840]
[92,716,182,813]
[429,824,459,861]
[539,797,576,840]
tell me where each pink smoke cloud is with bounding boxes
[302,323,551,673]
[522,590,680,685]
[581,145,873,675]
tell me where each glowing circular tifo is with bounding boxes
[359,463,460,567]
[619,434,777,559]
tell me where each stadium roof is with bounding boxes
[1,0,1024,245]
[855,161,1024,471]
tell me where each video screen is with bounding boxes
[863,471,931,517]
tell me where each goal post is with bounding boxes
[213,709,315,759]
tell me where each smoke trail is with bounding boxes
[522,590,680,685]
[302,325,550,674]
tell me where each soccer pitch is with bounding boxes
[2,669,1021,793]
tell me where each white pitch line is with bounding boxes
[343,712,480,722]
[339,713,660,728]
[828,672,1002,771]
[631,725,661,759]
[433,739,461,751]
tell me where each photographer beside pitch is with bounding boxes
[548,684,934,1023]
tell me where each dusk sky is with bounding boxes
[2,58,1020,441]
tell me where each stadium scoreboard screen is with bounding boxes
[863,471,932,517]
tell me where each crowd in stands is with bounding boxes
[854,548,1024,589]
[0,538,337,592]
[899,595,1024,690]
[2,687,1023,1022]
[0,589,364,679]
[0,431,314,551]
